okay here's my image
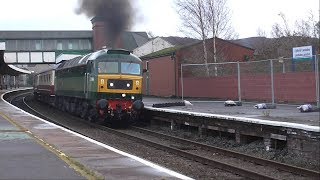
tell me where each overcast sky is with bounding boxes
[0,0,318,39]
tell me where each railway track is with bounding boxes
[129,126,320,179]
[6,91,320,179]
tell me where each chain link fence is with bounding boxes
[181,55,319,106]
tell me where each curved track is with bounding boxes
[5,90,320,179]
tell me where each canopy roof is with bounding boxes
[0,51,31,75]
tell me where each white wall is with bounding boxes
[133,37,173,57]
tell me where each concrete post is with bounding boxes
[237,62,241,102]
[264,136,272,151]
[235,131,248,144]
[181,64,184,100]
[315,55,319,108]
[198,124,207,138]
[170,120,177,131]
[270,60,275,104]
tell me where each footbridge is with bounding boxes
[0,42,31,89]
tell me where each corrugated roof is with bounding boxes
[161,36,200,46]
[132,32,149,46]
[122,33,137,51]
[0,51,31,75]
[8,65,31,74]
[141,46,180,60]
[25,64,56,74]
[121,32,149,51]
[0,31,93,39]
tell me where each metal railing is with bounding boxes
[181,55,319,107]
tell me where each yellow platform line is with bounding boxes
[0,112,103,180]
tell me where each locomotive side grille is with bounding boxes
[107,79,133,90]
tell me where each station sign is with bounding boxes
[292,46,314,61]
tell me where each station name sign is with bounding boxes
[292,46,314,61]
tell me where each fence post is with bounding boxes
[146,61,150,95]
[181,64,184,101]
[237,62,241,102]
[270,60,275,104]
[315,55,319,108]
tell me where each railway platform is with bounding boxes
[0,113,85,179]
[142,96,319,160]
[143,97,320,127]
[0,88,191,180]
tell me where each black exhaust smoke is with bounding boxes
[76,0,134,47]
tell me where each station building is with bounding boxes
[0,18,150,88]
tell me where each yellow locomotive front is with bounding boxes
[91,49,145,125]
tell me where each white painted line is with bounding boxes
[1,89,193,180]
[145,106,320,132]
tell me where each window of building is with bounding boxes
[79,39,92,50]
[43,40,55,50]
[68,42,73,50]
[57,41,63,50]
[87,40,92,50]
[35,40,41,50]
[6,40,17,50]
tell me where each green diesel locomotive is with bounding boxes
[53,49,144,124]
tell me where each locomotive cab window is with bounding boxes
[121,62,141,75]
[98,61,118,74]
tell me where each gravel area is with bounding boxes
[146,125,320,172]
[122,128,309,179]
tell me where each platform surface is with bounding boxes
[0,114,85,180]
[0,89,191,180]
[143,97,320,127]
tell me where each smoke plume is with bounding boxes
[76,0,134,47]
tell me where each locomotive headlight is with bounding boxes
[131,96,135,100]
[127,83,130,87]
[122,93,126,97]
[110,82,114,87]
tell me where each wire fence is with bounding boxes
[181,55,319,106]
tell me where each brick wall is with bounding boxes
[143,56,176,97]
[181,72,316,103]
[141,38,316,103]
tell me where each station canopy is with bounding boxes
[0,50,31,76]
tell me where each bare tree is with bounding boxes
[278,12,292,36]
[254,11,319,60]
[256,28,267,37]
[272,11,319,39]
[206,0,237,40]
[175,0,210,76]
[316,21,320,38]
[206,0,236,76]
[294,11,319,38]
[147,31,156,38]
